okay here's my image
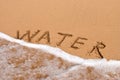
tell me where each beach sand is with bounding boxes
[0,0,120,59]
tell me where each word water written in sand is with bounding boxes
[16,30,106,58]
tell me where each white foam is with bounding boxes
[0,32,120,67]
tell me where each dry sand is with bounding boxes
[0,0,120,59]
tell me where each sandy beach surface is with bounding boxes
[0,0,120,59]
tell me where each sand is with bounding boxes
[0,0,120,59]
